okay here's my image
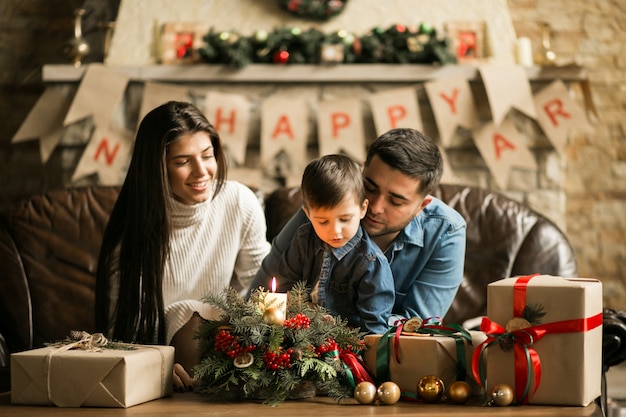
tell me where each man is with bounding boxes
[249,128,467,322]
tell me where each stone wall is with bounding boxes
[0,0,624,309]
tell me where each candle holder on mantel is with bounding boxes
[535,21,557,66]
[64,8,90,67]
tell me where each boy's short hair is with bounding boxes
[301,154,365,210]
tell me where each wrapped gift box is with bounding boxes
[363,330,487,396]
[484,275,602,406]
[11,344,174,407]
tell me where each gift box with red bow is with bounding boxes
[473,275,602,406]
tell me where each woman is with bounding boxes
[95,101,270,390]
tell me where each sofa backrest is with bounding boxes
[0,183,578,358]
[0,186,120,356]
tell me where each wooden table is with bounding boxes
[0,392,601,416]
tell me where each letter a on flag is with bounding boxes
[473,118,537,189]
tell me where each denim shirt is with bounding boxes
[248,196,465,323]
[250,223,394,334]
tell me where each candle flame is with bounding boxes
[271,277,277,293]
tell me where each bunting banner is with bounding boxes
[473,117,538,189]
[317,98,366,162]
[138,82,190,122]
[424,75,478,147]
[206,91,251,166]
[479,64,537,125]
[11,86,73,163]
[63,64,130,127]
[369,87,422,136]
[71,124,133,185]
[533,80,593,155]
[260,96,309,187]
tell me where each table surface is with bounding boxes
[0,392,601,417]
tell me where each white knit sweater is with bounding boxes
[107,181,270,344]
[163,181,271,343]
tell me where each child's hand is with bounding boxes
[173,363,195,392]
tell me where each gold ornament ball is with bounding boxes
[354,381,377,404]
[377,381,401,405]
[262,307,284,325]
[490,383,514,406]
[446,380,472,404]
[416,375,445,403]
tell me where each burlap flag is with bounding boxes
[63,64,129,127]
[317,98,365,162]
[440,147,459,184]
[368,87,422,136]
[424,75,478,147]
[71,124,133,185]
[138,82,190,122]
[260,96,309,186]
[478,64,537,125]
[11,86,73,163]
[533,80,593,154]
[206,91,251,165]
[473,118,537,189]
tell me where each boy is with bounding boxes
[256,154,394,334]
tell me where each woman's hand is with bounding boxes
[173,363,195,392]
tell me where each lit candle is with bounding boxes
[261,277,287,315]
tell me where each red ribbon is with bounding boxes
[471,275,603,404]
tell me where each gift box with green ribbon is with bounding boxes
[363,318,486,399]
[472,274,602,406]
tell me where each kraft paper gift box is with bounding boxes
[363,330,487,396]
[11,344,174,407]
[480,275,602,406]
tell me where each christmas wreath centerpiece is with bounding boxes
[278,0,348,21]
[193,282,370,406]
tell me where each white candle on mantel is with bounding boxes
[262,277,287,315]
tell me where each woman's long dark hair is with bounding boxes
[95,101,227,344]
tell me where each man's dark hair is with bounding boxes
[365,128,443,196]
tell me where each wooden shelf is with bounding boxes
[42,63,588,83]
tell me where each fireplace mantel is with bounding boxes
[42,64,588,83]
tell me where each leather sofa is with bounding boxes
[1,183,624,398]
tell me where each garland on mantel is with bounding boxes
[278,0,348,21]
[198,23,456,68]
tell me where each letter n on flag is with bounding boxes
[72,125,133,185]
[473,118,537,189]
[533,80,593,155]
[317,98,365,162]
[368,87,422,136]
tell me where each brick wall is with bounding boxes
[0,0,624,308]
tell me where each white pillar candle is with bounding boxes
[516,37,534,67]
[260,277,287,315]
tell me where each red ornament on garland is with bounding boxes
[273,49,290,64]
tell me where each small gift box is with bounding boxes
[475,275,602,406]
[11,334,174,408]
[363,321,486,397]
